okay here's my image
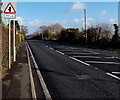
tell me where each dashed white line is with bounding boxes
[106,73,120,80]
[69,56,90,66]
[26,45,37,100]
[85,61,120,65]
[56,50,64,55]
[27,44,52,100]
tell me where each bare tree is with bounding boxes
[39,25,48,33]
[21,25,28,35]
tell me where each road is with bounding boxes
[27,40,120,99]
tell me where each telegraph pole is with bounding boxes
[84,9,87,44]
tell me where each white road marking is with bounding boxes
[73,55,119,59]
[85,61,120,65]
[73,56,101,58]
[106,73,120,80]
[59,50,76,52]
[27,44,52,100]
[49,47,54,50]
[69,56,90,66]
[116,57,120,59]
[56,50,64,55]
[88,51,100,55]
[83,50,87,52]
[26,45,37,100]
[104,57,115,59]
[69,47,78,49]
[66,52,95,55]
[46,45,48,48]
[112,72,120,74]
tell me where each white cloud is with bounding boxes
[71,17,95,29]
[100,10,108,17]
[16,16,24,25]
[74,19,80,23]
[16,16,68,34]
[65,2,86,13]
[82,18,95,28]
[2,0,119,2]
[71,2,86,11]
[109,18,117,24]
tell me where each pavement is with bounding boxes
[27,40,120,99]
[2,42,32,99]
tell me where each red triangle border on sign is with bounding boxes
[3,2,16,14]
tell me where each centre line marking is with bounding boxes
[85,61,120,65]
[73,56,101,58]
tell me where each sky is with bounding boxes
[2,0,120,2]
[2,2,118,34]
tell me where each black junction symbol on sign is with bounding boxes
[8,7,11,12]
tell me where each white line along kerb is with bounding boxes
[26,45,37,100]
[27,43,52,100]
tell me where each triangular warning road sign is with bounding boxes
[3,2,16,14]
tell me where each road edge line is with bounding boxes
[26,45,37,100]
[27,42,52,100]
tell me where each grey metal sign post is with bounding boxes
[0,1,3,99]
[3,2,16,69]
